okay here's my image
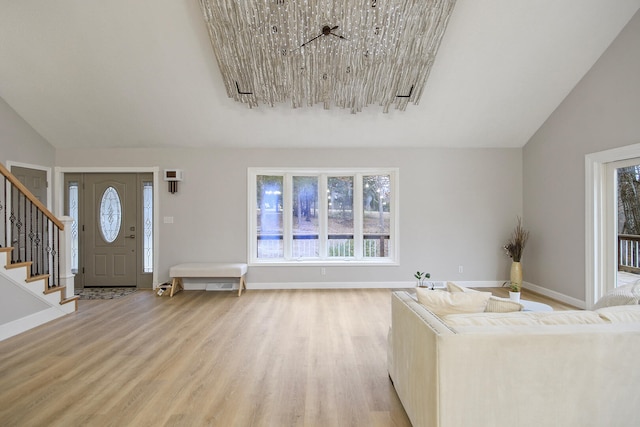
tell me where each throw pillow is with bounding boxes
[447,282,522,312]
[485,296,523,313]
[596,305,640,323]
[593,282,640,310]
[446,281,474,293]
[416,287,491,317]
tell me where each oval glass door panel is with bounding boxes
[100,186,122,243]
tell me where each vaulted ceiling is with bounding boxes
[1,1,639,150]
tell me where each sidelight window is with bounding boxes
[142,181,153,273]
[68,182,79,274]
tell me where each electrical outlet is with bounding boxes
[321,267,326,275]
[458,265,464,273]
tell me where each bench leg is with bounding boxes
[170,277,183,297]
[238,275,246,297]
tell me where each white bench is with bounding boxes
[168,263,248,297]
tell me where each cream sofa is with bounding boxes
[388,291,640,427]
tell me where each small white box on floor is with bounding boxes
[205,283,235,291]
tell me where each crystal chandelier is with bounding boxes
[198,0,457,113]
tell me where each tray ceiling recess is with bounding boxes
[198,0,457,113]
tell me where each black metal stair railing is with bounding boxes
[1,164,62,289]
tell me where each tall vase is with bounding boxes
[510,261,523,290]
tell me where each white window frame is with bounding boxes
[248,167,399,266]
[585,143,640,308]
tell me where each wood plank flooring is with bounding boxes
[0,287,576,426]
[0,289,412,427]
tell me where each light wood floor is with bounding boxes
[0,287,575,427]
[0,289,412,427]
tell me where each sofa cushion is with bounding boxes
[593,282,640,309]
[447,282,523,312]
[533,311,607,325]
[443,312,539,327]
[596,305,640,323]
[443,310,607,328]
[416,288,491,317]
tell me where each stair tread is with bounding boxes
[44,285,66,295]
[25,274,50,283]
[5,261,33,270]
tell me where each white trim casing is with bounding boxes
[0,307,67,342]
[585,143,640,309]
[5,161,52,211]
[54,166,161,288]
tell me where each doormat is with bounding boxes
[75,288,137,300]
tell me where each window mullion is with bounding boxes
[389,172,398,260]
[283,173,293,260]
[248,170,256,263]
[353,173,364,259]
[318,174,328,259]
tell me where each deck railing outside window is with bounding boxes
[618,234,640,274]
[257,234,389,259]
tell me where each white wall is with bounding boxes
[0,96,55,167]
[56,146,522,287]
[0,275,49,323]
[0,95,59,329]
[523,11,640,301]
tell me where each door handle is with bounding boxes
[125,234,136,239]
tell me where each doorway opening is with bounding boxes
[64,173,154,289]
[610,158,640,288]
[586,143,640,308]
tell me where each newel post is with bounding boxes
[58,216,75,298]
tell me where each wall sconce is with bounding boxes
[164,169,183,194]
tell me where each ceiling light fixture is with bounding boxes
[198,0,456,114]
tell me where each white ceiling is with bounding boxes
[1,1,639,150]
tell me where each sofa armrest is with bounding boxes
[389,291,455,427]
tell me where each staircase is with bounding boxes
[1,247,78,311]
[0,163,77,341]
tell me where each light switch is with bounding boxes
[163,216,174,224]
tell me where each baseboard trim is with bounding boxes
[248,281,409,290]
[0,307,66,342]
[522,281,586,309]
[247,280,508,291]
[186,280,586,308]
